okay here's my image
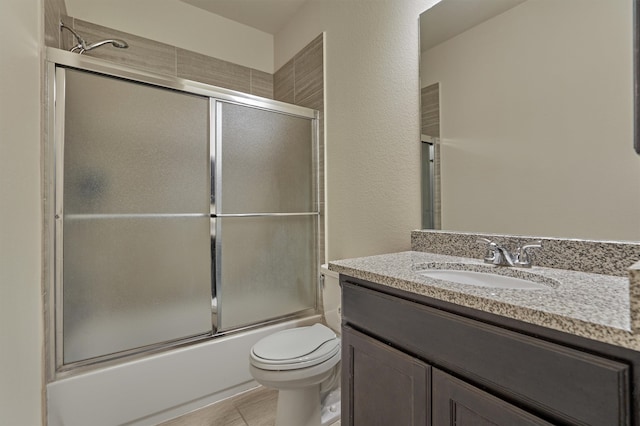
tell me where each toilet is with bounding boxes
[249,265,341,426]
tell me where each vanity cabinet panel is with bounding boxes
[342,279,633,425]
[432,369,552,426]
[342,326,431,426]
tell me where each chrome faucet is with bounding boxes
[477,238,542,268]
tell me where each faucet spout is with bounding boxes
[477,238,542,268]
[493,245,515,267]
[477,238,515,267]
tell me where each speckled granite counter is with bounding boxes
[329,251,640,351]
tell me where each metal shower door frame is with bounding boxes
[45,48,320,379]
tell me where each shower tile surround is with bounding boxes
[44,0,67,49]
[50,17,273,97]
[329,230,640,351]
[421,83,440,137]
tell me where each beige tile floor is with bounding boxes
[159,386,341,426]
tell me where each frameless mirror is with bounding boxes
[420,0,640,241]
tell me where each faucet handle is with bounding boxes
[477,238,497,263]
[515,240,542,267]
[477,237,493,245]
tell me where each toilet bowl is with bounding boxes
[249,265,341,426]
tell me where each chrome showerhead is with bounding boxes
[60,22,129,54]
[85,39,129,51]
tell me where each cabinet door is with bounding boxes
[342,326,430,426]
[432,369,552,425]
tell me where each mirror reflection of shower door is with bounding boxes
[58,68,213,365]
[422,140,435,229]
[215,101,318,331]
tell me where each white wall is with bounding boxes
[422,0,640,241]
[65,0,274,73]
[0,0,44,424]
[276,0,436,261]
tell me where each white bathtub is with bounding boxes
[47,315,321,426]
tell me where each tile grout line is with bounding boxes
[234,405,250,426]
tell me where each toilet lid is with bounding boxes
[250,324,340,370]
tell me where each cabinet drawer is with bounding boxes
[343,282,630,425]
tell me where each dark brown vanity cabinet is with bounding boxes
[341,278,639,426]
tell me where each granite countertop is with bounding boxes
[329,251,640,351]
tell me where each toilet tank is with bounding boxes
[320,264,341,333]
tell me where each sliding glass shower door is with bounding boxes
[214,101,318,330]
[53,61,319,369]
[59,68,212,364]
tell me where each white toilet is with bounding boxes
[249,265,341,426]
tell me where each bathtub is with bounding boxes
[47,315,321,426]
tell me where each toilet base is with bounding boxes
[321,387,341,426]
[275,384,321,426]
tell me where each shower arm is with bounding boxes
[60,22,129,54]
[60,22,88,53]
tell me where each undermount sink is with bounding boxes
[417,263,558,290]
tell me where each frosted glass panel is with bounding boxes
[218,216,316,330]
[219,102,314,213]
[60,68,212,364]
[63,69,209,214]
[63,217,212,363]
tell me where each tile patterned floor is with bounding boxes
[159,386,341,426]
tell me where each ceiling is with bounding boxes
[181,0,309,34]
[420,0,527,52]
[180,0,528,53]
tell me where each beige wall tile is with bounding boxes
[421,83,439,137]
[178,48,251,93]
[273,58,295,104]
[295,89,322,111]
[250,69,274,99]
[44,0,67,48]
[293,34,323,105]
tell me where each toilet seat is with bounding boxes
[250,324,340,371]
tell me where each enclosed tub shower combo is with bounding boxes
[44,49,321,425]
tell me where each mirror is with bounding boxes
[420,0,640,241]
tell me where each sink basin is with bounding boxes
[417,263,558,290]
[419,269,549,289]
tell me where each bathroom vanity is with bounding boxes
[331,233,640,426]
